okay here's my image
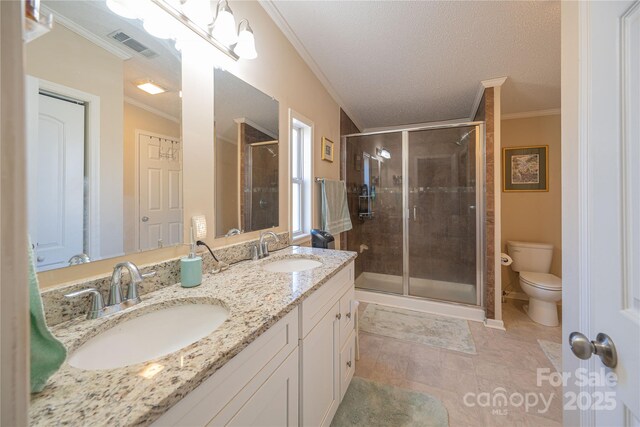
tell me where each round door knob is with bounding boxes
[336,313,342,320]
[569,332,618,368]
[141,216,149,222]
[37,256,45,262]
[569,332,594,360]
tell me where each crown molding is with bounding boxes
[258,0,366,131]
[41,5,132,61]
[233,117,278,139]
[469,84,486,121]
[481,76,508,88]
[501,108,561,120]
[124,96,180,123]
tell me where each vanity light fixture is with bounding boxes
[234,19,257,59]
[211,0,237,46]
[136,81,167,95]
[377,147,391,159]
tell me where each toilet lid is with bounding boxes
[520,272,562,290]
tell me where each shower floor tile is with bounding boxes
[355,299,563,426]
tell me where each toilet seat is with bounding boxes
[520,272,562,291]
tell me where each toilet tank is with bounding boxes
[507,241,553,273]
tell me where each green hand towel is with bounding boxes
[29,241,66,393]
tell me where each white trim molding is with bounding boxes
[258,0,365,131]
[481,76,508,88]
[469,76,508,121]
[502,108,561,120]
[484,318,506,331]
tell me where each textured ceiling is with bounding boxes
[266,1,560,129]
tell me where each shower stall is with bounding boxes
[344,122,485,317]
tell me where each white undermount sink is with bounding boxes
[68,303,229,371]
[262,257,323,273]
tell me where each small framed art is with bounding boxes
[503,145,548,192]
[321,137,334,162]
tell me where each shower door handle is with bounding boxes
[413,205,417,221]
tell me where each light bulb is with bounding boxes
[181,0,213,29]
[143,3,179,39]
[106,0,138,19]
[234,20,256,59]
[211,0,237,46]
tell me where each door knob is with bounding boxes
[569,332,618,368]
[141,216,149,222]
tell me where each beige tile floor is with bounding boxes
[355,299,563,426]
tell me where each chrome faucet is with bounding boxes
[68,253,91,265]
[64,261,156,319]
[225,228,242,237]
[258,231,279,259]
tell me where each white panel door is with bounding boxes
[565,1,640,425]
[27,93,85,271]
[138,133,183,251]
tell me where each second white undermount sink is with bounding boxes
[68,303,229,371]
[262,257,323,273]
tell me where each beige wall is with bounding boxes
[122,102,181,253]
[40,1,341,288]
[501,114,562,295]
[25,24,125,259]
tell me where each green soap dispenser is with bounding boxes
[181,226,202,288]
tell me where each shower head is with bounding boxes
[455,129,476,146]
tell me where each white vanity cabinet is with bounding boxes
[300,262,355,427]
[153,261,356,427]
[153,308,300,427]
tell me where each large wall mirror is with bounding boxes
[26,0,183,272]
[214,69,279,238]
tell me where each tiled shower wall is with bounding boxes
[345,133,404,281]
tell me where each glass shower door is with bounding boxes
[346,132,403,294]
[406,126,479,305]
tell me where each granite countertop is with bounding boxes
[29,246,357,426]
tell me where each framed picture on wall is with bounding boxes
[503,145,549,192]
[321,137,334,162]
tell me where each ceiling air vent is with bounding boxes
[108,30,158,58]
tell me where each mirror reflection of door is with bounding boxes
[137,132,183,251]
[27,91,85,271]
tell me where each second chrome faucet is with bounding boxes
[252,231,279,260]
[64,261,156,320]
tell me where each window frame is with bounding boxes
[289,111,313,243]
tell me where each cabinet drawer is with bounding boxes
[339,331,356,401]
[300,262,353,338]
[339,287,355,348]
[153,308,298,427]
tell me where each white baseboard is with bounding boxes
[504,291,529,301]
[484,318,506,331]
[355,289,486,323]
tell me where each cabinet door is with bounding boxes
[301,302,340,427]
[339,331,356,401]
[222,350,299,427]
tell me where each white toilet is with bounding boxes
[507,241,562,326]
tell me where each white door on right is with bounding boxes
[138,132,183,251]
[564,1,640,425]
